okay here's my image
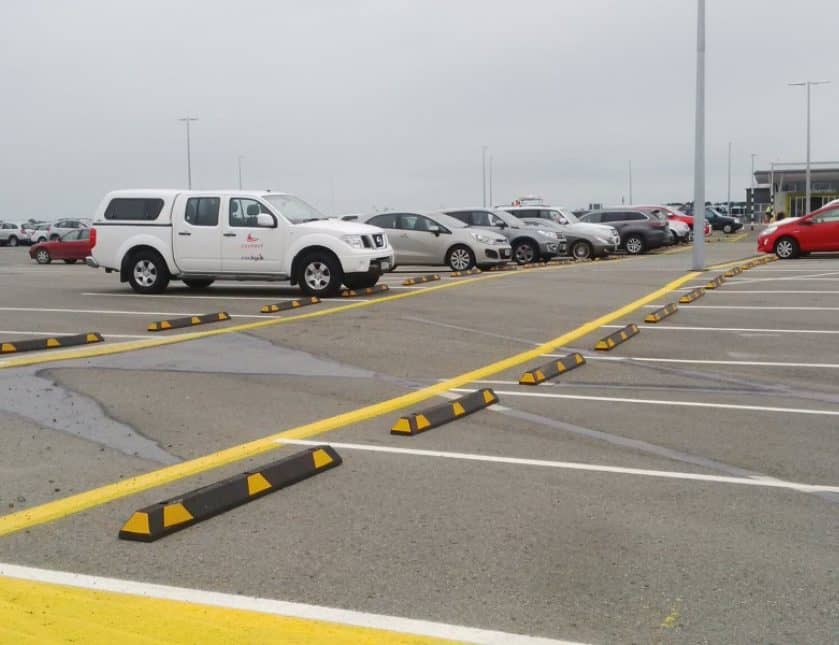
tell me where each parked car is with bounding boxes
[29,228,93,264]
[665,218,691,244]
[360,211,511,271]
[577,209,670,254]
[499,205,620,259]
[444,208,565,264]
[757,201,839,259]
[633,204,711,239]
[89,190,393,296]
[47,218,89,241]
[0,222,27,247]
[682,204,743,233]
[28,223,51,244]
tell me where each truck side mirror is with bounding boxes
[256,213,275,228]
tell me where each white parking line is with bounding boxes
[644,304,839,311]
[280,440,839,494]
[0,329,148,339]
[449,388,839,418]
[0,306,267,318]
[0,563,577,645]
[81,292,370,302]
[678,290,839,295]
[542,353,839,370]
[602,324,839,335]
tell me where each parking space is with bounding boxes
[1,238,837,644]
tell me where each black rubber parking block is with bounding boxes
[147,312,230,332]
[402,274,441,286]
[260,297,321,314]
[679,287,705,304]
[391,388,499,436]
[519,352,586,385]
[644,302,679,323]
[340,284,390,297]
[0,332,103,354]
[594,323,640,351]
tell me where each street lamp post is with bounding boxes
[489,154,494,207]
[727,141,732,220]
[750,153,757,229]
[482,146,488,208]
[178,116,199,189]
[237,155,244,190]
[788,80,829,216]
[691,0,706,270]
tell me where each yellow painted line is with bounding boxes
[0,270,698,537]
[726,232,749,243]
[0,575,459,645]
[0,262,579,371]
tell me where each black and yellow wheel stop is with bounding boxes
[119,446,342,542]
[260,296,320,314]
[391,388,499,436]
[401,274,441,286]
[148,312,230,332]
[644,302,678,323]
[0,332,103,355]
[679,287,705,304]
[594,323,639,351]
[340,284,390,297]
[519,352,586,385]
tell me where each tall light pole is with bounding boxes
[489,154,494,207]
[727,141,732,218]
[237,155,244,189]
[691,0,706,270]
[178,116,199,189]
[789,80,829,216]
[750,153,757,229]
[481,146,488,207]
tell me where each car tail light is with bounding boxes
[90,227,97,248]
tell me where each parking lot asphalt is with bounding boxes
[1,237,837,644]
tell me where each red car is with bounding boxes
[29,228,94,264]
[634,204,711,238]
[758,201,839,259]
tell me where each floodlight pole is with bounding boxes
[691,0,706,270]
[789,80,829,216]
[482,146,488,207]
[178,116,199,189]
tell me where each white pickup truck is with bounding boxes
[87,190,394,296]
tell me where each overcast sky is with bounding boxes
[1,0,837,219]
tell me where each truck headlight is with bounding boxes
[341,234,365,249]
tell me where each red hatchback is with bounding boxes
[29,228,94,264]
[757,201,839,259]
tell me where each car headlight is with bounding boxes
[470,232,493,244]
[341,234,365,249]
[536,230,559,239]
[760,225,778,237]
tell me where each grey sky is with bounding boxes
[1,0,836,219]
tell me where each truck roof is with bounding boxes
[104,189,291,198]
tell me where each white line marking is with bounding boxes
[81,292,370,303]
[0,306,267,319]
[680,290,839,294]
[450,388,839,418]
[648,305,839,311]
[0,563,576,645]
[0,329,148,339]
[280,439,839,494]
[542,354,839,369]
[602,324,839,335]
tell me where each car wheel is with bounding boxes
[63,259,78,264]
[298,252,342,297]
[128,249,170,294]
[183,279,214,289]
[35,249,51,264]
[446,245,476,271]
[624,234,646,255]
[513,240,538,265]
[723,223,733,234]
[570,240,593,260]
[774,236,799,260]
[343,273,379,290]
[8,236,18,247]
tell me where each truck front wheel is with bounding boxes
[298,252,342,297]
[128,250,170,294]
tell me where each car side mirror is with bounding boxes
[428,224,442,236]
[497,221,508,229]
[256,213,275,228]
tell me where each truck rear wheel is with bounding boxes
[128,250,170,294]
[298,252,342,297]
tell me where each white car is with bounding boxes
[359,211,512,271]
[0,222,27,247]
[27,223,51,244]
[47,218,89,241]
[88,190,394,297]
[667,219,691,243]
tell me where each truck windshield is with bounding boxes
[262,194,329,223]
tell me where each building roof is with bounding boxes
[754,167,839,184]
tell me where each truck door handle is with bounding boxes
[223,233,236,237]
[178,232,191,236]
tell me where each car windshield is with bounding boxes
[491,210,521,227]
[554,209,579,224]
[522,218,561,231]
[262,194,329,223]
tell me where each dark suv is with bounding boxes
[578,209,669,254]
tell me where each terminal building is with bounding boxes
[752,163,839,218]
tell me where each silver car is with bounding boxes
[502,206,621,259]
[444,208,567,264]
[0,222,27,247]
[360,211,512,271]
[28,223,51,244]
[47,218,89,241]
